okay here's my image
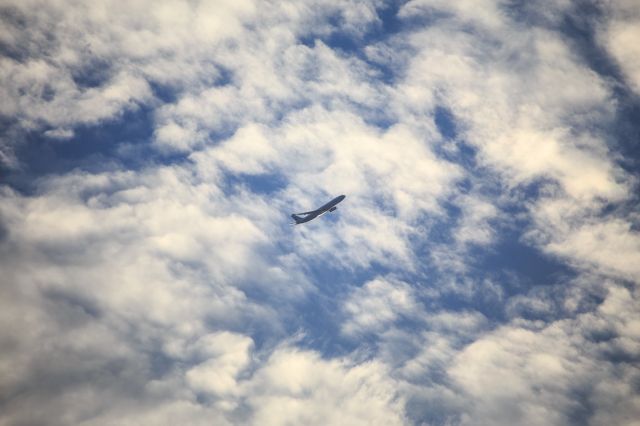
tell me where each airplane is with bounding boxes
[291,195,346,225]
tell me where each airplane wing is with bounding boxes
[294,210,317,215]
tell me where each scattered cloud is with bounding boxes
[342,277,420,336]
[246,347,406,426]
[598,0,640,95]
[1,0,639,425]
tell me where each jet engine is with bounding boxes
[329,206,337,212]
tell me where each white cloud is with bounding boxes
[342,277,419,336]
[398,25,621,201]
[0,0,261,163]
[246,347,406,426]
[604,21,640,93]
[185,332,254,397]
[43,128,75,139]
[447,282,640,426]
[453,195,499,246]
[207,123,278,175]
[598,0,640,95]
[396,310,489,377]
[189,105,460,269]
[2,0,640,424]
[450,326,582,425]
[545,216,640,281]
[400,0,507,30]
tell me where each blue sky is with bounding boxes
[1,1,639,425]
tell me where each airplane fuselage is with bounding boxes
[318,195,346,212]
[291,195,346,224]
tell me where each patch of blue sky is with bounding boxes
[406,401,463,426]
[433,106,458,140]
[561,17,640,159]
[275,148,574,354]
[611,98,640,174]
[279,210,561,356]
[300,244,366,285]
[148,81,182,105]
[11,59,237,174]
[477,238,575,296]
[268,245,387,356]
[296,2,425,88]
[373,195,575,326]
[376,0,405,34]
[4,106,155,193]
[428,208,575,320]
[432,107,478,175]
[424,201,464,243]
[147,63,234,104]
[225,172,289,196]
[295,291,359,356]
[4,80,248,195]
[431,117,577,303]
[566,389,598,426]
[70,57,113,90]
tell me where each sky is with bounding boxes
[1,0,639,425]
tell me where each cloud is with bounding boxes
[341,277,420,336]
[448,281,640,426]
[190,105,460,269]
[399,0,508,30]
[246,347,406,426]
[185,332,254,398]
[542,214,640,281]
[0,0,261,164]
[453,194,499,246]
[598,0,640,95]
[2,0,640,425]
[43,128,75,140]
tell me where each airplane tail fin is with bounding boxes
[290,214,303,225]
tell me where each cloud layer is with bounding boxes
[1,0,639,425]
